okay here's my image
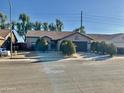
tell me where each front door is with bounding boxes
[51,40,57,50]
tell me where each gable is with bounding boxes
[60,32,92,42]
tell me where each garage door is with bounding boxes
[117,48,124,54]
[73,41,87,52]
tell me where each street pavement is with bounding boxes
[0,61,53,93]
[1,52,124,93]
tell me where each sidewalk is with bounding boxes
[0,52,41,63]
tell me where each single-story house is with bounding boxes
[26,31,124,54]
[88,33,124,54]
[0,29,25,50]
[26,31,93,52]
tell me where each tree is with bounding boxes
[25,22,33,31]
[34,21,42,30]
[19,13,30,24]
[99,41,108,54]
[12,21,17,30]
[42,22,49,31]
[73,26,85,33]
[60,40,76,56]
[35,38,48,52]
[91,41,117,57]
[49,23,56,31]
[91,42,97,52]
[16,22,22,35]
[107,43,117,57]
[19,13,30,36]
[0,12,7,29]
[56,19,64,31]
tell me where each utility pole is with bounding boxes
[80,10,83,33]
[8,0,13,58]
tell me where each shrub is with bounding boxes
[60,40,76,56]
[91,42,100,53]
[35,38,48,52]
[106,43,117,57]
[91,41,117,57]
[99,41,108,54]
[91,42,97,52]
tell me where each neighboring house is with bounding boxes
[0,29,25,50]
[12,30,25,50]
[89,33,124,54]
[0,29,16,50]
[26,31,93,52]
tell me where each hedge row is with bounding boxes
[91,41,117,57]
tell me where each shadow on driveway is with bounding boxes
[24,51,67,63]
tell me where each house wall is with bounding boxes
[26,33,93,51]
[4,33,17,43]
[26,37,38,49]
[26,37,51,50]
[57,33,92,51]
[0,39,5,47]
[0,33,16,48]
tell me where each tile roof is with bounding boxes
[88,34,121,41]
[0,29,10,39]
[27,31,73,40]
[27,31,94,40]
[27,30,123,41]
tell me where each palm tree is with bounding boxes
[49,23,56,31]
[34,21,42,30]
[0,12,7,29]
[16,22,23,36]
[55,19,64,31]
[73,26,85,33]
[12,21,17,30]
[19,13,30,36]
[26,22,33,31]
[19,13,30,24]
[42,22,49,31]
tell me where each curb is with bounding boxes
[0,58,42,63]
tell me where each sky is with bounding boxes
[1,0,124,34]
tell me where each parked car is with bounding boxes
[0,48,8,56]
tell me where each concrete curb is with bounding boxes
[0,58,42,63]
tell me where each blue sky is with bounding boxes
[1,0,124,34]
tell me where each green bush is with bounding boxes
[91,42,101,53]
[99,41,108,54]
[60,40,76,56]
[91,42,97,52]
[35,38,48,52]
[91,41,117,57]
[106,43,117,57]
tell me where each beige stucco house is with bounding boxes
[26,31,93,52]
[26,31,124,54]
